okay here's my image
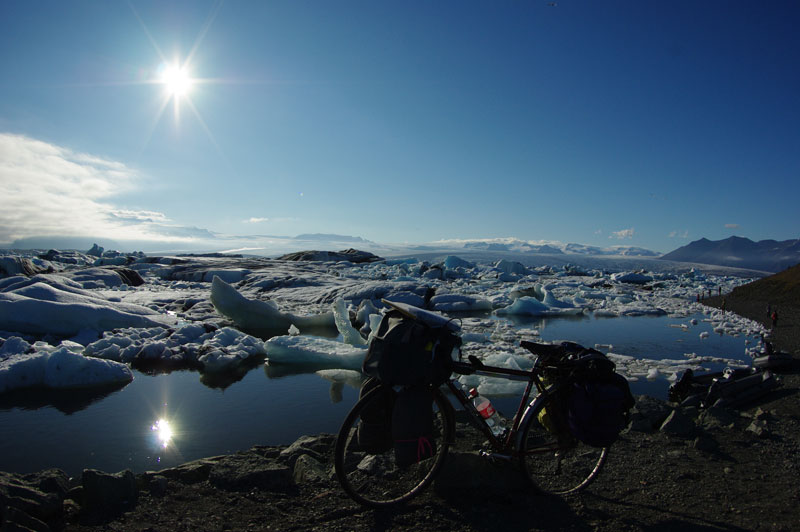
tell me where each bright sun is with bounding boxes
[160,63,193,97]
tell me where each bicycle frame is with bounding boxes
[445,357,569,458]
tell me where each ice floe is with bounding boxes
[0,342,132,393]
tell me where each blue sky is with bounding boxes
[1,0,798,254]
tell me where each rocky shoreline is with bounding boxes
[4,300,800,532]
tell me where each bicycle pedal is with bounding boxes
[478,450,512,463]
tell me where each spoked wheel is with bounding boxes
[519,394,608,494]
[334,384,452,508]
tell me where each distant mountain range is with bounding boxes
[659,236,800,273]
[459,239,661,257]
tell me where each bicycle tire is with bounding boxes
[335,384,452,508]
[519,393,608,494]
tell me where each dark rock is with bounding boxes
[4,505,51,531]
[80,469,137,524]
[692,434,719,452]
[208,453,292,492]
[278,434,334,467]
[23,469,70,499]
[155,457,221,484]
[292,454,328,484]
[628,395,673,432]
[698,406,738,430]
[0,470,65,531]
[659,409,697,437]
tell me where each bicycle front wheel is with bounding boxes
[519,394,608,495]
[335,384,452,508]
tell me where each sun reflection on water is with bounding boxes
[151,418,173,449]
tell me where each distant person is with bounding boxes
[721,298,726,312]
[718,287,721,296]
[771,310,778,329]
[696,293,700,303]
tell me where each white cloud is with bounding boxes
[725,223,740,229]
[0,133,208,245]
[610,228,634,239]
[245,217,269,223]
[668,230,689,239]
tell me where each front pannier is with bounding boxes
[362,308,460,387]
[356,376,395,454]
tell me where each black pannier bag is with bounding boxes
[356,376,395,454]
[391,386,436,468]
[564,346,636,447]
[362,308,461,387]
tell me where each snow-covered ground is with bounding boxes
[0,247,769,396]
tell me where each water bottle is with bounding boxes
[469,388,507,437]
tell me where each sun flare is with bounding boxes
[160,63,193,98]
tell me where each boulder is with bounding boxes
[278,434,334,468]
[292,454,328,484]
[208,453,292,491]
[81,469,137,524]
[627,395,673,432]
[659,409,697,437]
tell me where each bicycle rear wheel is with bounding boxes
[335,384,452,508]
[519,393,608,494]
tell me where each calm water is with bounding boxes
[0,312,754,476]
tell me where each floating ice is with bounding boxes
[0,346,133,393]
[429,294,493,312]
[197,327,267,372]
[210,276,334,333]
[265,335,366,371]
[0,278,170,336]
[611,271,654,284]
[333,298,367,346]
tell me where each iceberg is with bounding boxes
[265,335,366,371]
[0,291,169,336]
[429,294,493,312]
[333,298,367,346]
[0,346,133,393]
[210,276,335,333]
[197,327,267,372]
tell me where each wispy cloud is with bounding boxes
[610,228,634,239]
[668,230,689,239]
[725,223,740,229]
[245,217,269,223]
[0,133,212,244]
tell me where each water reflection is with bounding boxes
[0,383,129,414]
[151,418,173,449]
